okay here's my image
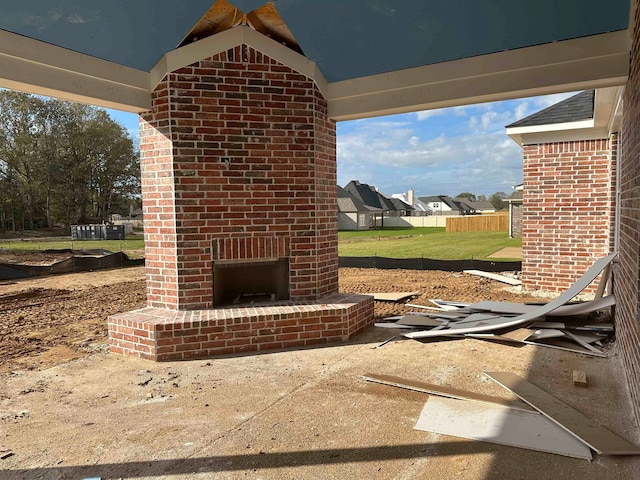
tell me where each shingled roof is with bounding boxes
[344,180,397,211]
[506,90,594,128]
[337,185,381,213]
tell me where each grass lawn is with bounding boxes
[338,227,446,238]
[0,228,521,261]
[0,237,145,257]
[338,228,521,260]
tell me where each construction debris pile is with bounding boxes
[376,253,617,357]
[365,254,640,460]
[363,372,640,460]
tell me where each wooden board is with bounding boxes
[501,328,536,342]
[372,291,420,302]
[362,373,533,412]
[573,370,588,387]
[485,372,640,455]
[404,253,618,339]
[463,270,522,286]
[414,396,592,460]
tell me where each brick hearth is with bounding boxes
[108,294,373,361]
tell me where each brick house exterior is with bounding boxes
[617,0,640,428]
[507,91,619,295]
[521,139,616,294]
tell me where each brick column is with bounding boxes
[617,0,640,427]
[139,45,338,310]
[521,139,615,294]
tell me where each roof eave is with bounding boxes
[507,86,623,146]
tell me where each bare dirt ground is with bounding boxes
[0,252,539,374]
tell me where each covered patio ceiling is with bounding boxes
[0,0,632,119]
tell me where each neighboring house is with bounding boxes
[337,186,381,230]
[418,195,478,215]
[344,180,405,225]
[388,197,414,216]
[392,189,433,216]
[419,195,456,215]
[505,184,523,238]
[455,198,496,214]
[506,87,621,294]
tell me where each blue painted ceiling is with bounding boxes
[0,0,630,82]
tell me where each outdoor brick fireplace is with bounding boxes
[107,43,374,361]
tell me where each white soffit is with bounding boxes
[0,27,629,119]
[507,86,624,146]
[0,29,151,113]
[328,31,629,121]
[150,26,328,96]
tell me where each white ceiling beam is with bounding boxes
[328,31,630,121]
[0,29,151,112]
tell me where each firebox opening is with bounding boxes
[213,258,289,306]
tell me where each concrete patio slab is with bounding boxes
[1,328,639,479]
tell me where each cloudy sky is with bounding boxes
[108,91,577,199]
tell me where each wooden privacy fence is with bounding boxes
[446,215,509,232]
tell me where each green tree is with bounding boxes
[456,192,476,201]
[0,91,140,231]
[489,191,507,210]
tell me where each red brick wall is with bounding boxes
[617,0,640,427]
[108,293,374,361]
[140,45,338,310]
[521,139,615,294]
[139,80,179,308]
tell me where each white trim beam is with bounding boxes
[328,31,630,121]
[150,26,328,96]
[507,120,595,136]
[0,29,151,112]
[509,127,611,146]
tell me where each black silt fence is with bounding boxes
[0,251,144,280]
[338,256,521,272]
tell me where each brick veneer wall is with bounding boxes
[617,0,640,428]
[140,45,338,310]
[521,139,615,294]
[510,203,523,237]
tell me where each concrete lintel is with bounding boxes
[150,26,328,96]
[328,31,630,121]
[0,29,151,113]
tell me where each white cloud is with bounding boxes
[337,120,523,196]
[415,109,445,121]
[532,91,578,109]
[514,101,529,120]
[337,91,585,196]
[467,108,513,133]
